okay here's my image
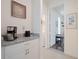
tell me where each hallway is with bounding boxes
[41,0,78,58]
[40,47,77,59]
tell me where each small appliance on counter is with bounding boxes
[2,26,17,41]
[24,31,30,37]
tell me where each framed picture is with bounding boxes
[66,13,77,29]
[11,1,26,19]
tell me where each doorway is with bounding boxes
[48,5,64,52]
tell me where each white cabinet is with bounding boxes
[1,47,5,59]
[27,39,40,59]
[2,39,39,59]
[24,39,40,59]
[5,42,25,59]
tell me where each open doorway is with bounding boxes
[48,5,64,52]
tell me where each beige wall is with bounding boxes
[1,0,32,35]
[64,0,78,58]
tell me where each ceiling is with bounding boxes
[43,0,64,6]
[43,0,64,16]
[55,5,64,16]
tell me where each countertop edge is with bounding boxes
[1,33,40,47]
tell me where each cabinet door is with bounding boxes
[32,39,40,59]
[24,39,40,59]
[23,41,32,59]
[5,43,26,59]
[1,47,5,59]
[4,39,40,59]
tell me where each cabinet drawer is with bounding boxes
[23,39,39,48]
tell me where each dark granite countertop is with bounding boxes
[1,33,40,47]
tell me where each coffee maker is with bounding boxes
[7,26,17,41]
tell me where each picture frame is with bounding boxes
[66,13,77,29]
[11,1,26,19]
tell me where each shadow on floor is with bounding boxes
[50,44,64,52]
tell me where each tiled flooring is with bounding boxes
[40,47,77,59]
[51,44,64,52]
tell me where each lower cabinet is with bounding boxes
[2,39,40,59]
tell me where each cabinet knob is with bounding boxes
[27,49,29,54]
[25,49,28,55]
[25,49,29,55]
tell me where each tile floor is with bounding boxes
[51,44,64,52]
[40,47,77,59]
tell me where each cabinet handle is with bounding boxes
[27,49,29,54]
[25,49,28,55]
[25,49,29,55]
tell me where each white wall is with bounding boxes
[60,16,64,35]
[40,1,48,48]
[48,0,64,9]
[31,0,41,33]
[1,0,32,35]
[64,0,78,58]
